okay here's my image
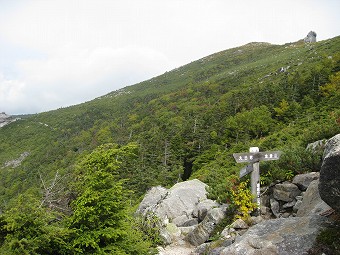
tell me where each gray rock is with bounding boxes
[159,227,172,245]
[250,216,264,225]
[297,180,332,217]
[281,212,291,218]
[270,198,280,217]
[172,215,189,227]
[221,227,237,239]
[137,179,226,246]
[319,133,340,213]
[304,31,317,43]
[209,247,227,255]
[3,151,30,168]
[182,218,199,227]
[292,172,319,191]
[194,243,211,255]
[0,112,17,128]
[172,216,198,227]
[137,179,208,224]
[157,179,208,220]
[282,199,296,209]
[293,200,303,213]
[136,186,168,215]
[178,225,196,236]
[164,223,181,243]
[218,215,332,255]
[295,195,303,201]
[273,182,301,202]
[260,205,272,219]
[306,139,327,153]
[230,219,249,229]
[194,199,219,222]
[186,207,225,246]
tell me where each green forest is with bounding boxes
[0,36,340,254]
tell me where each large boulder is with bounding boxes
[136,179,224,244]
[154,179,208,222]
[292,172,319,191]
[304,31,317,43]
[217,215,332,255]
[319,134,340,212]
[297,180,332,217]
[193,199,220,222]
[273,182,301,202]
[137,179,209,223]
[306,139,327,153]
[186,207,225,246]
[136,186,168,215]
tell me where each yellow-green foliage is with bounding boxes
[230,181,257,221]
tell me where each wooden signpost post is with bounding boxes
[233,147,282,210]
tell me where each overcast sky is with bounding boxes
[0,0,339,115]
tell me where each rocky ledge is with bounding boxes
[0,112,16,128]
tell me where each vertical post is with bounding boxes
[250,147,260,209]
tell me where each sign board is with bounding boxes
[233,151,282,163]
[239,164,253,178]
[233,148,282,210]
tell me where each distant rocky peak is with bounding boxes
[0,112,9,118]
[0,112,16,128]
[304,31,317,43]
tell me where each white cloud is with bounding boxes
[0,45,172,114]
[0,73,28,114]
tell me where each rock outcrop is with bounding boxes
[319,133,340,212]
[137,179,212,224]
[185,207,225,246]
[273,182,301,202]
[216,215,332,255]
[2,152,30,168]
[304,31,317,43]
[0,112,16,128]
[292,172,319,191]
[137,179,226,245]
[296,179,331,217]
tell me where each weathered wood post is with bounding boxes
[249,147,260,207]
[233,148,282,212]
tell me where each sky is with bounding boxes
[0,0,339,115]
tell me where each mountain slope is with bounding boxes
[1,36,340,207]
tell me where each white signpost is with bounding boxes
[233,147,282,210]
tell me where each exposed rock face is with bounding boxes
[136,186,168,215]
[273,182,301,202]
[304,31,317,43]
[185,207,225,246]
[292,172,319,191]
[0,112,16,128]
[3,152,30,168]
[138,179,209,223]
[296,180,331,217]
[306,139,327,153]
[137,179,226,245]
[217,215,332,255]
[319,133,340,212]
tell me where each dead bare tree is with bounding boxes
[39,170,71,214]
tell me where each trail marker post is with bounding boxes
[233,147,282,210]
